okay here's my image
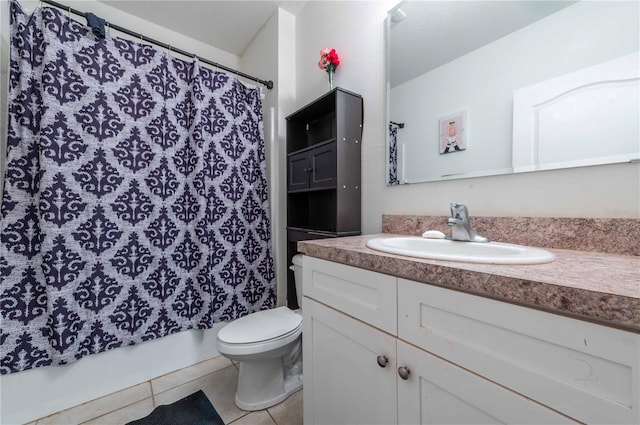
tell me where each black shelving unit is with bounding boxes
[285,88,363,308]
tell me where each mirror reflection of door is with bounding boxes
[387,0,640,185]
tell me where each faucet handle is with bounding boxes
[446,202,489,243]
[450,202,469,219]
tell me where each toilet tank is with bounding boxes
[291,254,304,308]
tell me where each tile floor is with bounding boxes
[28,356,302,425]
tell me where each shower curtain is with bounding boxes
[388,124,399,185]
[0,1,275,374]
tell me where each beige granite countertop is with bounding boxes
[298,234,640,333]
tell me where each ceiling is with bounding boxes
[99,1,308,56]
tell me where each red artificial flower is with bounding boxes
[327,49,340,66]
[319,47,340,72]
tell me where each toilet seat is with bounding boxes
[217,307,303,357]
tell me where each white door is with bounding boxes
[397,341,577,424]
[303,297,397,425]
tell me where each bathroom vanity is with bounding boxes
[299,219,639,425]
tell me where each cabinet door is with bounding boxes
[309,142,337,189]
[303,297,397,425]
[398,278,639,424]
[287,151,309,192]
[397,341,577,425]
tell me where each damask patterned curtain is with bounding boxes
[0,0,275,374]
[388,124,399,185]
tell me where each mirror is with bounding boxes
[386,1,640,185]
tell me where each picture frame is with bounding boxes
[439,111,467,154]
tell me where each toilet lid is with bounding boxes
[218,306,302,344]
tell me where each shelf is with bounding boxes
[287,227,361,242]
[287,138,337,157]
[287,190,337,231]
[286,88,363,154]
[285,87,363,308]
[286,88,362,123]
[287,186,337,194]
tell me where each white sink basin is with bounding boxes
[366,237,556,265]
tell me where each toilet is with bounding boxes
[216,254,304,411]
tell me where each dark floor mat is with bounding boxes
[126,390,225,425]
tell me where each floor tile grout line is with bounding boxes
[59,384,297,425]
[33,380,154,425]
[74,381,155,424]
[226,410,250,425]
[32,357,231,424]
[150,359,235,396]
[76,396,155,425]
[38,366,221,425]
[267,409,278,425]
[152,364,237,404]
[151,389,157,409]
[32,361,302,425]
[151,356,223,381]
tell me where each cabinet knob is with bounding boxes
[398,366,411,380]
[376,355,388,368]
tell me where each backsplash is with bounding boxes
[382,215,640,256]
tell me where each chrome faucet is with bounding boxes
[445,202,489,243]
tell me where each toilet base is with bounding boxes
[216,309,304,412]
[235,355,303,411]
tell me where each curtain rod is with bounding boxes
[390,121,404,128]
[40,0,274,90]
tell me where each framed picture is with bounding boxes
[439,111,467,154]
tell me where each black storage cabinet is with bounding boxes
[285,88,363,308]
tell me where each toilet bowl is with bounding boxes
[215,254,304,411]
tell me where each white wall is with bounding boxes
[294,0,398,234]
[242,8,296,308]
[391,1,639,183]
[293,1,640,234]
[0,2,243,424]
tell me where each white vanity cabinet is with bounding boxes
[303,297,397,425]
[302,256,398,425]
[302,256,640,425]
